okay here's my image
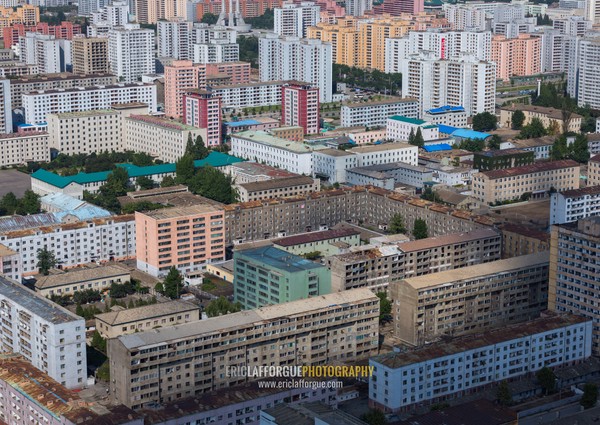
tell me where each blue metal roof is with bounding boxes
[236,246,325,273]
[224,119,261,127]
[438,125,458,135]
[451,129,491,140]
[423,144,453,152]
[426,105,465,115]
[40,193,86,211]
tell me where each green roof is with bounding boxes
[389,115,427,125]
[32,152,244,188]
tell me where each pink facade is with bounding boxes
[164,60,206,118]
[281,82,320,135]
[135,204,226,277]
[206,61,251,85]
[183,90,222,146]
[372,0,424,16]
[492,34,541,81]
[3,22,82,48]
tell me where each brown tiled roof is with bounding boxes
[560,185,600,198]
[479,160,579,179]
[501,104,583,120]
[273,228,360,247]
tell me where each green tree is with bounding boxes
[488,134,502,150]
[132,152,154,166]
[193,136,210,160]
[17,190,40,215]
[413,128,425,147]
[1,192,18,215]
[376,292,391,322]
[245,8,274,29]
[551,135,569,160]
[412,218,428,240]
[175,154,195,185]
[76,304,84,317]
[581,383,598,409]
[497,381,513,406]
[581,115,597,133]
[421,186,441,202]
[472,112,498,131]
[201,12,218,24]
[511,110,525,130]
[361,409,387,425]
[161,175,176,187]
[154,281,164,295]
[162,266,184,299]
[571,133,590,163]
[189,166,238,204]
[303,251,321,260]
[519,117,547,139]
[91,331,107,353]
[408,128,415,145]
[205,296,242,317]
[36,247,57,275]
[536,366,556,395]
[389,213,407,234]
[136,175,155,190]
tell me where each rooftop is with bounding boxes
[499,223,550,242]
[313,148,355,157]
[23,82,155,96]
[425,105,466,115]
[348,142,415,154]
[34,264,130,290]
[388,115,428,125]
[116,288,377,350]
[559,185,600,198]
[51,109,118,119]
[126,115,198,131]
[0,244,17,257]
[349,162,431,173]
[479,159,579,179]
[95,300,199,326]
[423,143,453,152]
[397,228,500,253]
[372,313,587,369]
[11,72,115,85]
[236,246,325,272]
[230,162,300,178]
[273,228,360,247]
[239,176,316,192]
[510,135,555,148]
[138,203,222,220]
[0,276,83,324]
[233,131,322,154]
[0,207,112,234]
[451,128,490,140]
[399,251,549,290]
[397,399,517,425]
[476,148,531,157]
[502,104,583,120]
[344,96,417,108]
[263,403,367,425]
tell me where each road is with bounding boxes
[520,402,583,425]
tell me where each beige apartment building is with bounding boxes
[589,154,600,187]
[72,37,109,75]
[499,223,550,258]
[108,288,380,408]
[34,264,130,297]
[327,228,502,293]
[472,160,580,204]
[391,252,550,345]
[499,104,582,133]
[95,300,200,339]
[236,176,320,202]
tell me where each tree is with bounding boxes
[581,115,597,133]
[571,133,590,163]
[421,186,441,203]
[536,366,556,395]
[201,12,218,24]
[408,128,415,145]
[175,154,195,185]
[547,120,561,136]
[1,192,18,215]
[389,213,407,234]
[376,292,391,322]
[194,136,210,160]
[497,381,513,406]
[161,176,176,187]
[189,166,238,204]
[413,128,425,147]
[162,267,184,299]
[511,110,525,130]
[36,247,57,275]
[412,218,428,240]
[17,190,40,215]
[472,112,498,131]
[551,135,569,160]
[361,409,387,425]
[303,251,321,260]
[91,331,107,353]
[136,176,155,190]
[205,296,242,317]
[519,117,547,139]
[488,134,502,150]
[581,383,598,409]
[154,282,164,295]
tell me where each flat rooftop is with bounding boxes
[344,97,417,108]
[0,276,83,324]
[348,142,415,154]
[10,72,115,85]
[126,114,198,131]
[51,109,118,119]
[480,159,579,179]
[236,245,325,272]
[233,131,321,154]
[273,228,360,247]
[35,264,130,290]
[510,136,555,148]
[372,313,588,369]
[397,228,500,253]
[476,148,531,158]
[95,300,199,326]
[23,83,155,96]
[230,162,300,178]
[116,288,377,350]
[138,203,222,219]
[239,176,315,192]
[399,251,549,290]
[314,148,355,157]
[559,185,600,198]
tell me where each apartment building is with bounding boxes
[346,162,434,190]
[492,34,541,81]
[22,83,157,125]
[3,22,82,48]
[0,79,12,134]
[227,162,300,184]
[422,105,468,128]
[443,4,487,31]
[0,276,86,389]
[0,214,135,275]
[499,223,550,259]
[108,24,155,83]
[259,34,332,103]
[18,32,65,74]
[231,130,317,175]
[311,149,357,184]
[500,136,555,160]
[0,245,20,282]
[157,19,192,60]
[327,228,501,292]
[281,82,320,135]
[183,90,222,146]
[473,149,535,171]
[550,186,600,225]
[370,313,592,412]
[0,62,38,78]
[274,2,320,38]
[164,61,206,118]
[273,228,361,257]
[472,160,580,204]
[392,252,549,345]
[549,216,600,354]
[34,264,130,298]
[236,175,320,202]
[135,204,226,277]
[499,104,582,133]
[340,98,419,128]
[9,72,117,109]
[590,154,600,186]
[348,143,419,167]
[209,81,284,108]
[271,125,304,142]
[0,132,49,166]
[233,245,331,309]
[190,0,281,19]
[95,300,200,339]
[193,39,239,63]
[108,288,379,408]
[0,5,39,28]
[71,37,109,75]
[576,34,600,109]
[206,61,251,85]
[386,116,439,142]
[224,187,490,245]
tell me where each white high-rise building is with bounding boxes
[443,4,488,31]
[402,51,496,117]
[88,0,129,35]
[193,40,239,63]
[259,33,332,103]
[586,0,600,25]
[385,29,492,74]
[576,33,600,109]
[158,18,193,59]
[78,0,108,17]
[0,79,12,134]
[346,0,372,17]
[192,23,237,44]
[19,33,62,74]
[0,276,87,390]
[553,16,592,37]
[108,24,155,83]
[274,2,320,38]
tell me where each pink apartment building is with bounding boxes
[135,204,226,277]
[491,34,541,81]
[183,90,222,146]
[164,60,206,118]
[206,61,251,85]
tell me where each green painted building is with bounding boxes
[473,149,535,171]
[233,246,332,309]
